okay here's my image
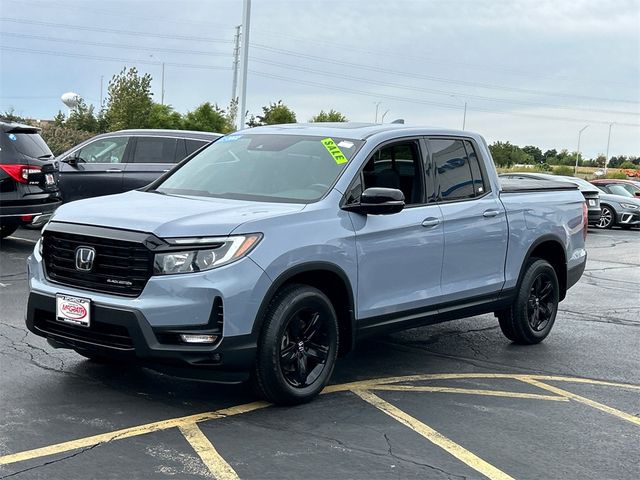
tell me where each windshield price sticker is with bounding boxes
[321,138,349,164]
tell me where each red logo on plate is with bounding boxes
[60,301,87,319]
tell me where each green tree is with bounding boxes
[66,99,98,132]
[104,67,154,130]
[620,161,638,169]
[248,100,296,126]
[522,145,543,163]
[488,141,532,168]
[310,109,348,122]
[52,111,66,127]
[39,124,94,156]
[183,102,233,133]
[0,108,27,123]
[147,103,183,129]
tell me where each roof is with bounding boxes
[0,120,41,132]
[237,123,474,141]
[107,129,221,139]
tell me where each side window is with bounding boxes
[185,139,209,156]
[431,138,474,201]
[361,141,423,205]
[464,140,489,196]
[77,137,128,164]
[132,137,178,163]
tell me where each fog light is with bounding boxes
[179,334,218,344]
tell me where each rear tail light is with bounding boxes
[582,201,588,240]
[0,164,42,184]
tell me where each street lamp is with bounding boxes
[604,123,614,174]
[575,125,589,175]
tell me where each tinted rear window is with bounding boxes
[185,139,209,156]
[1,131,52,160]
[132,137,178,163]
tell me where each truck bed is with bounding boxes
[499,177,578,193]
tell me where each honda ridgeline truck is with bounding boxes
[26,124,588,405]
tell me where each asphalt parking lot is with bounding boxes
[0,226,638,479]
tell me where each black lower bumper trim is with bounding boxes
[26,291,256,383]
[567,257,587,290]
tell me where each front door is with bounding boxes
[59,136,130,202]
[347,139,445,322]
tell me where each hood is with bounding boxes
[598,192,640,206]
[51,190,306,237]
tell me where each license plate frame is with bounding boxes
[45,173,55,185]
[56,294,91,328]
[588,199,596,207]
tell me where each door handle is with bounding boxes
[106,169,122,173]
[422,217,441,227]
[483,209,500,218]
[162,169,170,172]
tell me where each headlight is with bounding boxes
[153,234,262,275]
[619,203,639,210]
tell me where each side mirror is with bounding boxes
[62,156,79,166]
[635,191,640,198]
[343,187,405,215]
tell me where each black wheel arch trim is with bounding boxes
[252,261,357,354]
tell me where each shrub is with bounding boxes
[620,161,637,170]
[534,162,552,172]
[40,124,94,156]
[553,166,574,176]
[604,172,628,179]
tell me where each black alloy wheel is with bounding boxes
[279,309,330,388]
[496,258,559,344]
[596,206,614,229]
[253,284,339,405]
[526,273,556,332]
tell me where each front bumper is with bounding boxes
[617,210,640,226]
[26,291,256,383]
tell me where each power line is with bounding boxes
[0,45,232,71]
[0,32,232,57]
[251,44,640,105]
[250,57,638,117]
[0,17,232,44]
[250,70,640,127]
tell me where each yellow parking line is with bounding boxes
[518,377,640,427]
[370,385,569,401]
[179,423,239,480]
[526,375,640,390]
[0,401,269,466]
[353,390,515,480]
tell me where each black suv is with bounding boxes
[56,129,220,202]
[0,121,61,238]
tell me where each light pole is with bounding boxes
[604,123,614,174]
[575,125,589,175]
[237,0,252,130]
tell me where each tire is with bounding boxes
[497,258,559,345]
[596,205,614,229]
[0,222,19,239]
[253,284,339,406]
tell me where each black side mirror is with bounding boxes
[634,191,640,198]
[343,187,405,215]
[63,156,79,166]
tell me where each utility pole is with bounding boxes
[237,0,251,130]
[381,109,390,123]
[231,25,241,104]
[374,101,382,123]
[161,62,165,105]
[462,101,467,130]
[604,123,614,174]
[99,75,104,110]
[575,125,589,175]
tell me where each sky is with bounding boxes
[0,0,638,158]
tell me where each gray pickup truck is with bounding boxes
[26,124,587,405]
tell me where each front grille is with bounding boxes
[43,231,153,297]
[33,309,134,350]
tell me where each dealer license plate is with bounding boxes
[56,294,91,327]
[45,173,55,185]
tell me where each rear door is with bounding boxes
[121,136,179,191]
[58,136,131,202]
[430,137,508,302]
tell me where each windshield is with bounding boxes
[607,184,634,197]
[155,134,364,202]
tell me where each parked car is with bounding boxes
[0,121,61,238]
[589,187,640,229]
[56,129,221,202]
[590,179,640,198]
[499,172,601,225]
[26,124,587,405]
